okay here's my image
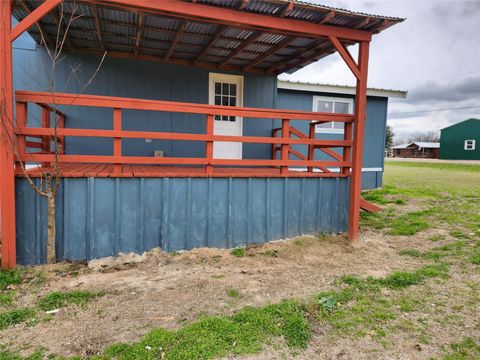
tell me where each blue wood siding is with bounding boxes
[13,46,276,159]
[16,177,349,265]
[276,89,388,189]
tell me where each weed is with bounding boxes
[231,248,246,258]
[0,308,35,330]
[261,250,278,257]
[428,234,446,242]
[449,230,469,240]
[0,292,15,306]
[227,289,240,298]
[211,274,225,279]
[37,290,104,311]
[0,269,22,291]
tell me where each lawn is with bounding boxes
[0,160,479,359]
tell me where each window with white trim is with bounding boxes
[464,139,476,150]
[312,96,354,134]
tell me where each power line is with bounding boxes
[389,105,480,116]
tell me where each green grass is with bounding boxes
[37,290,104,311]
[227,289,240,298]
[443,337,480,359]
[0,308,35,330]
[0,292,16,306]
[384,161,480,173]
[230,248,246,258]
[101,300,310,360]
[0,269,22,291]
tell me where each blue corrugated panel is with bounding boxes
[16,177,349,265]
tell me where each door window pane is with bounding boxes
[213,80,239,121]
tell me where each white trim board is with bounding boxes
[278,80,407,99]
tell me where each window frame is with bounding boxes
[312,96,354,134]
[464,139,476,151]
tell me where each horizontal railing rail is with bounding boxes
[15,90,353,177]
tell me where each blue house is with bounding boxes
[1,0,404,267]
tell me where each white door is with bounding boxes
[209,73,243,159]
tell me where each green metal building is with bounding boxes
[440,118,480,160]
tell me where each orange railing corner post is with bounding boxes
[341,122,352,175]
[1,0,16,269]
[113,108,122,174]
[348,40,370,242]
[205,114,214,175]
[280,118,290,175]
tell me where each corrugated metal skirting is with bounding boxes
[16,177,350,265]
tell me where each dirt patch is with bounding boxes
[0,232,424,358]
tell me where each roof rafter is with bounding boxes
[267,38,324,73]
[134,13,145,57]
[243,35,295,71]
[276,42,333,74]
[92,4,104,49]
[219,30,262,68]
[165,20,186,60]
[239,0,250,10]
[318,10,335,24]
[193,24,226,65]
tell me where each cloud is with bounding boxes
[281,0,480,138]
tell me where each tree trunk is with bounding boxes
[46,180,56,264]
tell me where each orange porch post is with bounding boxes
[348,41,370,241]
[1,0,16,269]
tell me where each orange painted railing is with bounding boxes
[14,91,353,177]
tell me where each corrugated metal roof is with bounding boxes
[12,0,404,74]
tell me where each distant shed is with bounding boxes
[440,119,480,160]
[392,142,440,158]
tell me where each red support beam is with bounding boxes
[0,0,16,269]
[193,25,226,65]
[113,108,122,174]
[280,118,290,175]
[341,122,352,175]
[11,0,62,41]
[15,102,28,165]
[134,14,145,58]
[205,114,214,175]
[307,123,315,172]
[348,40,370,241]
[328,35,360,79]
[88,0,372,42]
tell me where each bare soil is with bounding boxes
[1,228,454,358]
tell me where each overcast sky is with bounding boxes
[279,0,480,142]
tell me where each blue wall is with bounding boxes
[276,89,387,189]
[16,177,349,265]
[13,45,277,159]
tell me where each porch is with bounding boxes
[1,0,402,267]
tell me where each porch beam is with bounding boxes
[243,35,295,71]
[16,0,57,49]
[348,40,370,241]
[219,30,262,68]
[11,0,62,41]
[193,24,226,65]
[0,0,16,269]
[87,0,372,42]
[165,19,185,61]
[328,35,360,79]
